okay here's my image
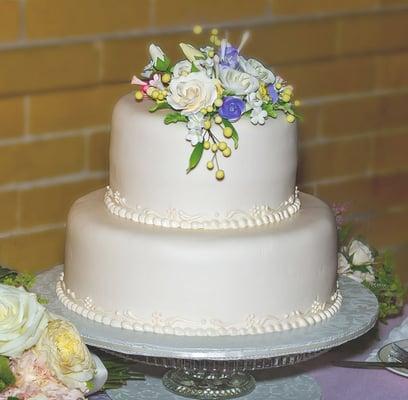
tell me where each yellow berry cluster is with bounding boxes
[192,25,221,47]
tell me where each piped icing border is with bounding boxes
[57,273,342,337]
[104,186,301,230]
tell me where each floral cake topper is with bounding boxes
[132,27,300,180]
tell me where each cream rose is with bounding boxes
[35,319,95,392]
[349,240,374,266]
[0,284,49,357]
[239,57,275,84]
[167,71,217,115]
[219,67,259,95]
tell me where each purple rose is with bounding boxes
[267,84,279,104]
[218,96,245,122]
[219,45,239,69]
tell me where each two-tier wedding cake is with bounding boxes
[57,29,341,336]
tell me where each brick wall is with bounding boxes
[0,0,407,282]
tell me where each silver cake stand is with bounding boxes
[33,267,378,400]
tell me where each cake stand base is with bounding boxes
[105,368,321,400]
[33,267,378,400]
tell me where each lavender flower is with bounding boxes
[218,97,245,122]
[267,84,279,104]
[219,44,239,69]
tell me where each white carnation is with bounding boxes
[239,57,275,84]
[219,67,259,95]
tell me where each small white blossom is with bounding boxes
[196,57,215,78]
[186,130,204,146]
[186,113,205,145]
[250,107,267,125]
[141,60,154,78]
[246,92,263,110]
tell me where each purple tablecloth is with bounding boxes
[302,304,408,400]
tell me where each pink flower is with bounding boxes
[0,351,84,400]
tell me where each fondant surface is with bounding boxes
[63,190,339,336]
[109,95,298,217]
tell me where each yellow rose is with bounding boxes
[35,319,95,392]
[0,284,49,357]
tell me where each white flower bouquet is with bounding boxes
[0,283,96,400]
[334,205,406,320]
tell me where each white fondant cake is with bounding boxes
[60,33,340,336]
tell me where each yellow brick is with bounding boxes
[154,0,269,26]
[26,0,149,39]
[376,52,408,90]
[298,137,371,183]
[0,136,85,185]
[20,178,105,228]
[0,97,24,138]
[338,11,408,55]
[89,131,110,171]
[316,172,408,213]
[0,229,65,272]
[0,43,99,96]
[321,96,381,137]
[102,32,200,82]
[271,0,379,14]
[373,131,408,173]
[230,20,337,65]
[297,105,320,143]
[281,56,375,98]
[356,209,408,248]
[0,191,18,232]
[321,92,408,136]
[30,84,128,134]
[0,0,20,42]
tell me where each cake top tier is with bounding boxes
[131,28,299,181]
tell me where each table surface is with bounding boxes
[304,304,408,400]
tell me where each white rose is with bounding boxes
[0,284,49,357]
[172,60,192,78]
[239,57,275,85]
[35,319,95,392]
[167,71,217,115]
[348,240,374,266]
[337,252,351,275]
[149,44,165,64]
[219,67,259,95]
[349,266,376,284]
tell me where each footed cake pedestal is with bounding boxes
[33,266,378,400]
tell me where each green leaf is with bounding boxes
[191,62,200,73]
[222,119,239,149]
[187,142,204,173]
[0,356,15,388]
[7,397,20,400]
[0,266,16,280]
[164,112,188,124]
[154,56,171,72]
[149,101,171,113]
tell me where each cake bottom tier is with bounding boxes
[60,189,340,336]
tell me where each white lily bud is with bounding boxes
[179,43,205,62]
